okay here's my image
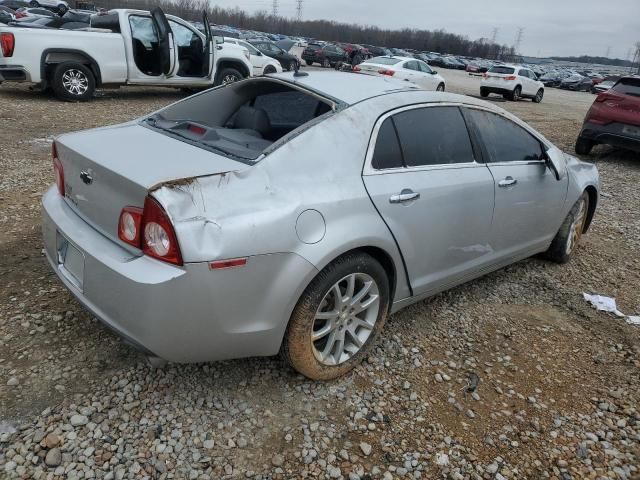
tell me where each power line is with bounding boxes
[296,0,303,22]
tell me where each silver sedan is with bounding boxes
[42,71,599,379]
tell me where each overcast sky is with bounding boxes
[213,0,639,59]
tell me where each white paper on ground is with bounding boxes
[583,293,640,325]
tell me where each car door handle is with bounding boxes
[498,176,518,187]
[389,189,420,204]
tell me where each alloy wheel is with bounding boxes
[222,74,239,84]
[62,69,89,96]
[311,273,380,366]
[565,197,588,255]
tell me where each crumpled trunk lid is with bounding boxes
[55,123,244,243]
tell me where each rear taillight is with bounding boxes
[594,92,612,103]
[118,197,183,265]
[118,206,143,247]
[52,142,64,196]
[0,32,15,57]
[506,75,517,81]
[378,69,395,76]
[352,65,361,72]
[13,11,26,18]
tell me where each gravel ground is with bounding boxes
[1,69,639,480]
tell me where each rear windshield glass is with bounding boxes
[612,79,640,97]
[489,66,515,75]
[368,57,402,65]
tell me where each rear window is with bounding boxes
[253,91,327,126]
[368,56,401,65]
[489,66,515,75]
[612,78,640,97]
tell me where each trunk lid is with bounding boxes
[56,123,244,242]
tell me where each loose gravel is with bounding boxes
[1,69,639,479]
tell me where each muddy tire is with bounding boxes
[50,62,95,102]
[281,252,390,380]
[575,136,594,155]
[544,192,590,263]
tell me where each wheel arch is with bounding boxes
[41,49,102,86]
[583,185,598,233]
[216,59,250,79]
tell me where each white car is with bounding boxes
[28,0,68,13]
[224,38,283,76]
[480,65,544,103]
[357,56,446,91]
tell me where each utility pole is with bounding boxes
[636,42,640,75]
[605,46,611,58]
[296,0,303,22]
[271,0,278,16]
[513,27,524,55]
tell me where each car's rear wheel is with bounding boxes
[436,83,445,92]
[322,58,331,68]
[508,85,521,101]
[533,88,544,103]
[29,0,39,5]
[50,62,95,102]
[305,60,313,66]
[282,252,390,380]
[57,3,67,13]
[480,88,489,97]
[575,136,594,155]
[544,192,590,263]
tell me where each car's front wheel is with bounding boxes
[533,88,544,103]
[305,60,313,66]
[436,83,445,92]
[322,58,331,68]
[263,65,277,75]
[50,62,95,102]
[480,87,489,97]
[282,252,390,380]
[57,3,67,13]
[215,67,243,86]
[544,192,590,263]
[29,0,39,5]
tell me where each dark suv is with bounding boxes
[302,43,348,68]
[576,76,640,155]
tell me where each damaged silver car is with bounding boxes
[42,71,599,379]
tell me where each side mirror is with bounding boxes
[543,152,565,181]
[214,35,224,45]
[431,70,438,75]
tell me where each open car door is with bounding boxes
[201,11,215,79]
[150,8,177,77]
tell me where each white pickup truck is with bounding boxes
[0,8,254,101]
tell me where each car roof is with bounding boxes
[268,71,423,105]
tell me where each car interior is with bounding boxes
[144,79,335,161]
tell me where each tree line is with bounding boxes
[551,56,634,68]
[91,0,516,59]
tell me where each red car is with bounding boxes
[575,76,640,155]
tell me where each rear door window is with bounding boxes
[465,109,545,163]
[372,118,403,169]
[392,107,475,166]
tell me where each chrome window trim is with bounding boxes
[363,102,479,176]
[363,102,552,176]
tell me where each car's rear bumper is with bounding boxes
[41,186,318,363]
[480,85,513,95]
[0,65,29,82]
[580,121,640,153]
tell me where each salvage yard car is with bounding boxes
[576,76,640,154]
[42,71,599,379]
[357,56,446,91]
[481,64,544,102]
[0,8,253,101]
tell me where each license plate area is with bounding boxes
[622,125,640,137]
[56,232,85,291]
